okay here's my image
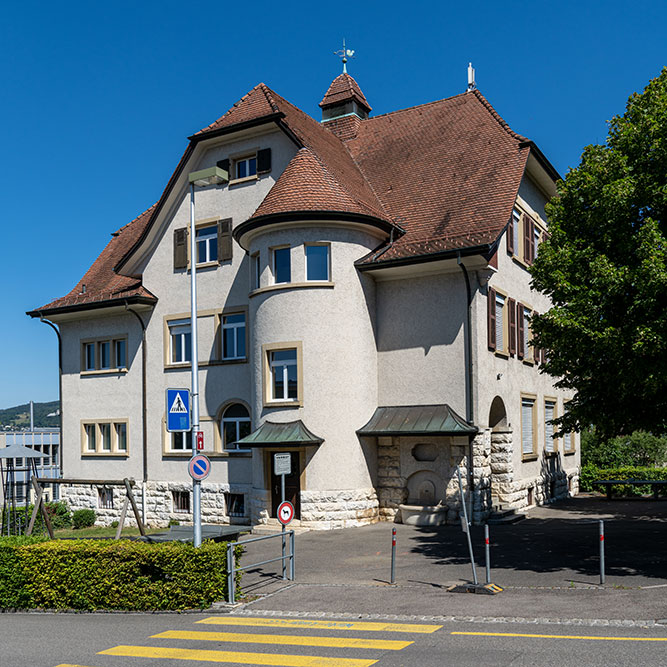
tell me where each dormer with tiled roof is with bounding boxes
[319,73,371,141]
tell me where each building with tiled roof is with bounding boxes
[29,68,579,530]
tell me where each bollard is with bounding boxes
[484,524,490,585]
[599,520,605,585]
[390,526,397,584]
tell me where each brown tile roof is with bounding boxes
[346,90,531,264]
[319,73,371,111]
[30,206,158,314]
[250,147,386,221]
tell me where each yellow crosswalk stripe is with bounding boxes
[152,629,412,650]
[54,664,96,667]
[452,631,667,642]
[197,616,442,634]
[99,645,378,666]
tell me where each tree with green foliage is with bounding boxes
[581,428,667,468]
[531,68,667,439]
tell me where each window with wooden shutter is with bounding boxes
[517,302,525,360]
[216,159,230,180]
[488,287,496,351]
[507,208,520,256]
[523,308,532,360]
[522,397,536,456]
[495,293,505,352]
[508,297,517,356]
[173,227,188,270]
[545,400,556,453]
[217,218,233,262]
[257,148,272,174]
[507,215,514,254]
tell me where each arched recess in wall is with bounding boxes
[488,396,508,431]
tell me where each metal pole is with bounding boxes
[599,520,605,585]
[484,524,490,584]
[281,473,286,579]
[290,530,295,581]
[189,182,202,548]
[390,526,397,584]
[457,466,478,585]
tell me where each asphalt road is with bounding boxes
[3,611,667,667]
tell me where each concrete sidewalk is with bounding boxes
[231,495,667,624]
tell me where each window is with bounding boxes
[171,431,193,452]
[225,493,245,517]
[251,252,260,290]
[221,404,251,451]
[305,244,330,281]
[81,420,129,455]
[81,337,128,372]
[196,224,218,264]
[545,400,557,453]
[222,314,246,360]
[172,490,190,513]
[272,247,291,284]
[487,288,508,354]
[523,308,532,360]
[235,155,257,179]
[270,349,298,401]
[563,402,576,453]
[507,208,521,257]
[521,397,537,458]
[169,319,192,363]
[98,487,114,509]
[523,214,537,265]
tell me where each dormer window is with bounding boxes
[218,149,271,185]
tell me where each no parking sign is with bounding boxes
[188,454,211,481]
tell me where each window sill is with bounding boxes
[210,358,248,366]
[522,359,535,367]
[229,175,258,187]
[521,454,538,462]
[564,449,576,456]
[250,281,335,298]
[544,450,558,458]
[81,452,129,458]
[194,261,219,270]
[162,450,252,458]
[263,399,303,409]
[494,350,509,359]
[81,368,128,377]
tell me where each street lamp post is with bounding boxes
[187,165,228,547]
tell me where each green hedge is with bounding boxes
[581,464,667,496]
[0,538,243,610]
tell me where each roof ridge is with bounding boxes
[112,203,157,236]
[258,82,280,113]
[364,91,469,122]
[470,89,528,142]
[196,83,269,134]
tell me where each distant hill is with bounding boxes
[0,401,60,429]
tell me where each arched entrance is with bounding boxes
[488,396,513,506]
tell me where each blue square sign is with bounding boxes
[166,388,191,432]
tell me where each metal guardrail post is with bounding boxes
[290,530,295,581]
[227,542,234,603]
[599,520,605,585]
[484,524,490,585]
[390,527,397,585]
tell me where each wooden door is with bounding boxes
[270,451,301,519]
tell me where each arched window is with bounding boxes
[221,403,251,451]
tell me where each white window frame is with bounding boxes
[196,223,218,264]
[305,243,331,281]
[170,430,193,453]
[262,342,303,407]
[234,154,257,180]
[81,420,129,456]
[222,313,247,361]
[221,404,251,452]
[169,319,192,364]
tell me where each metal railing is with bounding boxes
[226,530,295,603]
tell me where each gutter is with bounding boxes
[37,317,63,478]
[457,253,476,522]
[27,295,156,319]
[125,302,148,524]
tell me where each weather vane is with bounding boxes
[334,38,355,74]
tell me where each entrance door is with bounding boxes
[270,451,301,519]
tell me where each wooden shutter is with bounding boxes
[216,159,230,180]
[530,219,536,264]
[508,297,516,356]
[217,218,233,262]
[173,227,188,270]
[523,215,531,264]
[507,216,514,255]
[257,148,272,174]
[488,288,496,351]
[517,302,525,360]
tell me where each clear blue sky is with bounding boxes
[1,0,665,408]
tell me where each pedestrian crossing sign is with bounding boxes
[166,388,191,432]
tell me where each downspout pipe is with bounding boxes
[457,254,475,521]
[39,317,63,479]
[125,303,148,524]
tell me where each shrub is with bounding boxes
[582,428,667,468]
[72,509,96,529]
[45,501,71,529]
[0,538,243,610]
[581,464,667,496]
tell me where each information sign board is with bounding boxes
[274,453,291,476]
